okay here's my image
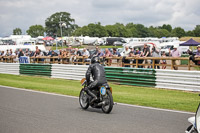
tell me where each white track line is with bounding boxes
[0,85,195,115]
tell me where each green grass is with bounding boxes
[0,73,199,112]
[51,45,122,50]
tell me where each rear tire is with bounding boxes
[79,89,89,110]
[101,90,113,114]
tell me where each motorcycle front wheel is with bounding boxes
[79,89,89,110]
[101,90,113,114]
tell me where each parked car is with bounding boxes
[113,41,124,46]
[106,38,126,45]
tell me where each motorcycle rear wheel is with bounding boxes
[101,90,113,114]
[79,89,89,110]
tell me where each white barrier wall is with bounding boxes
[51,64,200,92]
[155,69,200,91]
[51,64,88,80]
[0,63,199,92]
[0,63,20,75]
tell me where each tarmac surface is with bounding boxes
[0,86,194,133]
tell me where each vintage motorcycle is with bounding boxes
[79,78,113,114]
[185,94,200,133]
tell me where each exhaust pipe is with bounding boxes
[98,101,106,106]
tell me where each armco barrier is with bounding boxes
[104,67,156,87]
[0,63,19,75]
[51,64,88,80]
[20,64,51,77]
[155,69,200,91]
[0,63,199,91]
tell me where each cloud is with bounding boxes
[0,0,199,37]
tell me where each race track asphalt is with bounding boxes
[0,86,194,133]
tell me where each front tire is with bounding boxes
[101,90,113,114]
[79,89,89,110]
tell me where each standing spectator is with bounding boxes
[74,48,82,56]
[151,44,161,69]
[63,50,70,57]
[96,48,105,64]
[47,48,53,56]
[137,49,144,68]
[169,45,181,70]
[67,46,72,54]
[10,49,16,56]
[61,49,70,63]
[133,48,143,68]
[3,49,10,62]
[14,50,18,57]
[96,48,105,57]
[143,43,151,68]
[129,48,135,65]
[38,49,44,60]
[194,45,200,65]
[58,49,63,62]
[29,51,34,57]
[24,48,30,56]
[134,48,142,57]
[112,48,121,66]
[59,49,63,56]
[160,52,167,69]
[35,46,39,53]
[18,49,24,58]
[82,48,90,62]
[105,48,112,57]
[1,51,4,56]
[122,46,131,67]
[104,48,112,66]
[82,48,90,57]
[112,48,121,57]
[9,49,16,62]
[4,49,10,56]
[73,48,82,64]
[93,46,99,56]
[9,49,13,55]
[50,50,58,63]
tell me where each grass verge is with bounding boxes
[0,73,199,112]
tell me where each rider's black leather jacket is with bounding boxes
[86,63,107,89]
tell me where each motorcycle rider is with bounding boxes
[84,56,108,104]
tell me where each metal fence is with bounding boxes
[0,56,200,70]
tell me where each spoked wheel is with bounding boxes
[79,89,89,109]
[101,90,113,114]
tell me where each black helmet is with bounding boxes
[91,56,100,64]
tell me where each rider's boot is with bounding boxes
[86,89,97,104]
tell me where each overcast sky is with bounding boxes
[0,0,200,37]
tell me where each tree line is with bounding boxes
[13,12,200,38]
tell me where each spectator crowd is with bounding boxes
[0,44,200,69]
